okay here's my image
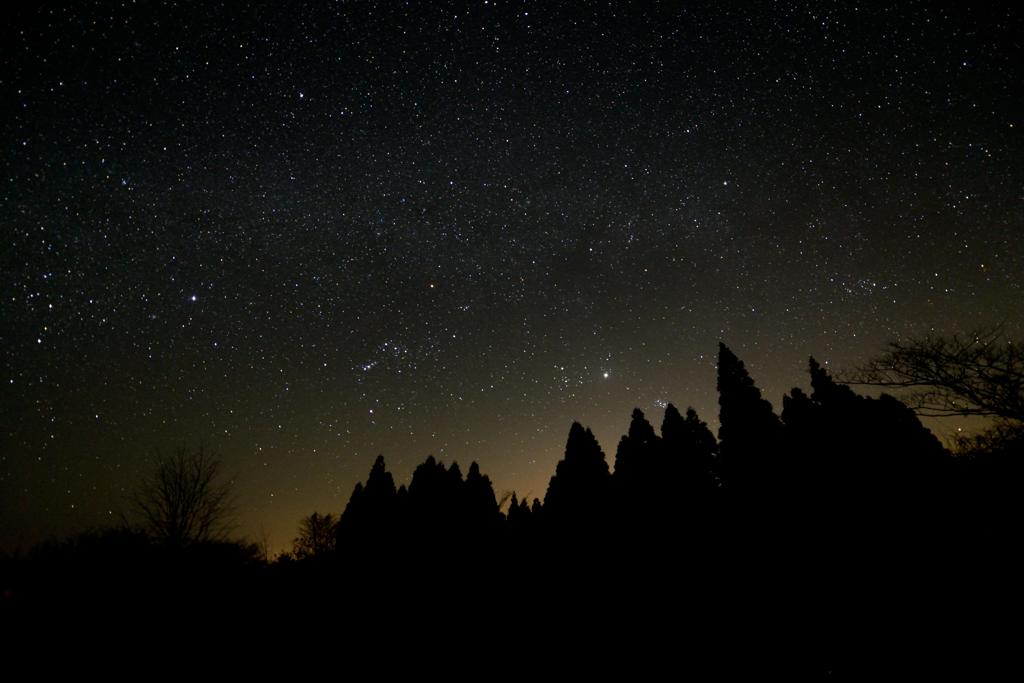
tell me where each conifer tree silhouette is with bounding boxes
[337,454,397,549]
[807,357,947,482]
[783,357,951,558]
[715,343,784,493]
[507,491,523,523]
[464,461,502,537]
[407,455,457,539]
[661,403,717,497]
[613,408,662,484]
[544,422,611,530]
[506,492,536,546]
[610,408,669,534]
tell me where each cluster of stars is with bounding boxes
[1,1,1020,553]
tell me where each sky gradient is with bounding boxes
[2,1,1021,553]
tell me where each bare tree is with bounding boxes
[843,327,1023,423]
[292,512,337,559]
[255,522,274,563]
[131,445,237,547]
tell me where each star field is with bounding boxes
[2,1,1021,552]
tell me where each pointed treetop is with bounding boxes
[717,342,758,395]
[447,461,463,482]
[716,343,783,457]
[628,408,658,443]
[809,356,858,405]
[661,403,684,439]
[544,420,610,514]
[564,421,608,466]
[367,455,396,496]
[662,403,718,467]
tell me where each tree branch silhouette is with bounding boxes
[131,445,237,548]
[292,512,337,559]
[842,327,1023,422]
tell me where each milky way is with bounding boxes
[2,2,1020,552]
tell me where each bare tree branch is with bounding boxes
[131,445,237,547]
[841,326,1023,423]
[292,512,337,559]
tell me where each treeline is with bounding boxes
[267,342,1021,671]
[303,343,1018,563]
[4,342,1021,672]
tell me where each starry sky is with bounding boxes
[2,1,1021,553]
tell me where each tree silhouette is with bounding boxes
[130,445,236,548]
[15,337,1020,671]
[844,327,1023,422]
[783,356,950,559]
[337,454,397,549]
[544,422,611,529]
[661,403,717,495]
[292,512,337,559]
[715,343,783,492]
[807,357,947,471]
[506,492,531,531]
[464,461,503,536]
[406,455,461,535]
[613,409,661,485]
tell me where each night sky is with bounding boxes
[2,1,1021,553]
